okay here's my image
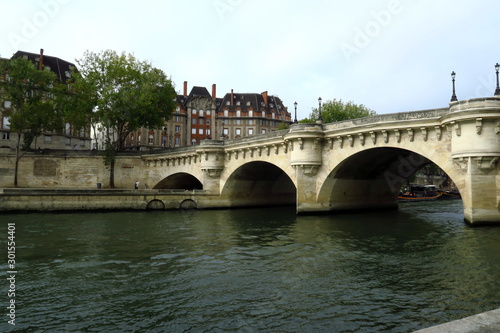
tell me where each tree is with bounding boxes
[1,57,60,187]
[71,50,176,187]
[300,98,376,123]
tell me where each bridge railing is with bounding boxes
[324,107,450,131]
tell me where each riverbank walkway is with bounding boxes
[414,308,500,332]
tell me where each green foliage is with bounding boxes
[2,57,59,149]
[276,122,290,130]
[71,50,177,186]
[301,98,376,123]
[72,50,176,151]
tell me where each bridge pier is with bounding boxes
[444,98,500,225]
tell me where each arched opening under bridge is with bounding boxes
[153,172,203,190]
[221,161,296,208]
[318,147,461,212]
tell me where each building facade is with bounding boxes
[0,49,92,150]
[124,81,292,150]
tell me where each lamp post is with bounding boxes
[317,97,323,124]
[495,63,500,96]
[450,71,458,102]
[294,101,298,123]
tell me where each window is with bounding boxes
[175,126,181,133]
[65,123,71,135]
[192,118,197,124]
[192,109,197,114]
[223,128,229,136]
[198,129,204,135]
[261,129,267,134]
[207,119,211,125]
[199,110,204,117]
[138,134,141,144]
[148,135,154,145]
[192,128,196,134]
[236,110,241,117]
[206,110,211,116]
[235,119,241,125]
[236,128,241,136]
[248,119,253,125]
[3,116,10,129]
[2,131,9,140]
[207,129,211,136]
[199,119,204,125]
[248,128,254,136]
[175,136,180,146]
[224,110,229,117]
[175,107,180,113]
[175,116,181,122]
[249,110,253,117]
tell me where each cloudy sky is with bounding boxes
[1,0,499,119]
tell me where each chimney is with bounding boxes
[39,48,44,70]
[262,91,268,106]
[183,81,188,97]
[212,84,216,99]
[230,89,234,105]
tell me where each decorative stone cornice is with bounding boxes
[293,164,319,176]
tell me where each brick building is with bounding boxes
[125,81,292,150]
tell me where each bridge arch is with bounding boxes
[153,172,203,190]
[317,147,461,211]
[220,161,296,208]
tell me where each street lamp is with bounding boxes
[450,71,458,102]
[495,63,500,96]
[317,97,323,124]
[294,101,298,123]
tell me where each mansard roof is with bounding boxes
[218,92,288,115]
[12,50,77,83]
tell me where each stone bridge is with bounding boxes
[140,97,500,225]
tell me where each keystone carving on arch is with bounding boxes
[476,156,499,173]
[435,126,442,141]
[407,128,414,142]
[358,133,365,146]
[326,137,334,150]
[476,118,483,135]
[347,135,354,147]
[313,138,321,150]
[382,130,389,143]
[337,136,344,148]
[421,127,428,142]
[281,142,288,154]
[394,129,401,143]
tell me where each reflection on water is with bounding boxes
[2,200,500,332]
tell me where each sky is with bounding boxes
[1,0,500,120]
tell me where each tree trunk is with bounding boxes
[13,132,22,187]
[109,157,115,188]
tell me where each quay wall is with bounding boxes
[0,189,226,212]
[0,149,147,189]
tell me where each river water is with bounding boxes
[2,200,500,332]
